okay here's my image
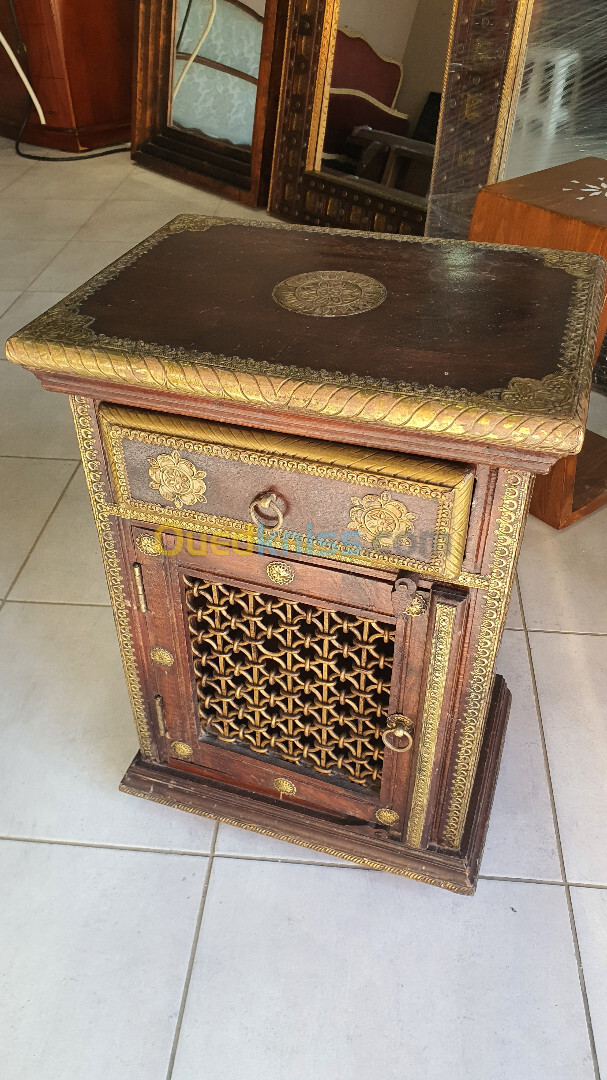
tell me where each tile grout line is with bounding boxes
[1,833,598,884]
[519,581,602,1080]
[3,461,80,602]
[165,820,220,1080]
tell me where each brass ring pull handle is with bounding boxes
[249,491,284,530]
[382,714,414,753]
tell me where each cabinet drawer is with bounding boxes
[101,405,474,578]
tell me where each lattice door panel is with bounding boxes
[184,574,396,789]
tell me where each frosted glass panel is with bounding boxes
[171,0,265,147]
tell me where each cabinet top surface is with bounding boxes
[484,157,607,228]
[6,215,605,457]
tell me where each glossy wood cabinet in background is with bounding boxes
[0,0,135,151]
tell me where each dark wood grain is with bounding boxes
[79,223,576,392]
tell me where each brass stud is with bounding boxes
[266,561,295,586]
[273,777,297,795]
[171,741,193,759]
[150,646,175,667]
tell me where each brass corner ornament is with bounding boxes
[375,808,400,826]
[266,561,295,586]
[148,449,207,510]
[349,492,416,549]
[272,270,387,317]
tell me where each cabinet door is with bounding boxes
[131,526,451,838]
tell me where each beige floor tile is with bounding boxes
[77,198,222,244]
[529,632,607,885]
[0,290,21,316]
[482,630,560,880]
[0,290,67,358]
[505,578,523,629]
[0,198,101,241]
[0,602,216,851]
[29,239,136,292]
[0,458,75,597]
[215,197,273,220]
[587,389,607,437]
[0,840,207,1080]
[0,154,132,200]
[570,886,607,1073]
[173,865,593,1080]
[10,468,110,604]
[0,354,78,457]
[518,510,607,633]
[0,238,67,289]
[0,161,32,192]
[108,167,223,207]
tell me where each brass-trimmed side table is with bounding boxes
[7,216,604,893]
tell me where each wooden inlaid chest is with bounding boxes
[8,216,604,893]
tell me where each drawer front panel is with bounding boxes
[101,406,474,578]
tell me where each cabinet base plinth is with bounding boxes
[121,676,511,895]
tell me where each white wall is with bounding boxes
[397,0,453,125]
[336,0,421,64]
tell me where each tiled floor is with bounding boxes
[0,136,606,1080]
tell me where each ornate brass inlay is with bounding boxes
[148,449,207,510]
[69,397,154,761]
[442,470,532,848]
[266,561,295,586]
[405,595,428,618]
[272,270,387,317]
[136,534,162,556]
[9,217,604,458]
[150,646,175,667]
[349,492,416,550]
[185,575,394,788]
[407,604,456,848]
[120,784,469,893]
[99,405,475,580]
[273,777,297,795]
[375,807,400,826]
[170,741,193,759]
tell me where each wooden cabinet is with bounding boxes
[0,0,135,151]
[6,215,603,893]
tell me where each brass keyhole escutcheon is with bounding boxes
[382,714,414,753]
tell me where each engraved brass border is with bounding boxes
[406,603,456,848]
[442,469,532,848]
[70,396,154,760]
[7,216,605,458]
[119,783,469,893]
[99,409,475,580]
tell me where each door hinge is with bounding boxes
[133,562,147,612]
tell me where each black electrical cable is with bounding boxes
[15,109,130,162]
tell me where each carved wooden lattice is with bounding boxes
[184,575,395,787]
